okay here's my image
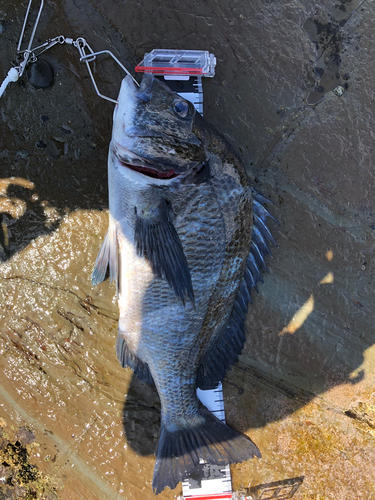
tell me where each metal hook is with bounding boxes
[80,50,139,84]
[30,35,66,59]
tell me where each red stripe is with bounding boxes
[135,65,204,75]
[183,494,232,500]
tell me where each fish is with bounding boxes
[92,73,278,494]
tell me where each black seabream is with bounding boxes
[92,73,277,494]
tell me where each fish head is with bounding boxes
[111,73,206,180]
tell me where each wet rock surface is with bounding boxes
[0,420,59,499]
[0,0,374,499]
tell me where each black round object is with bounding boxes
[26,60,54,89]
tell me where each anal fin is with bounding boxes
[116,333,154,386]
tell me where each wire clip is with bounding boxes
[0,0,138,101]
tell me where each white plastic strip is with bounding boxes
[0,68,19,98]
[180,383,233,500]
[159,64,231,499]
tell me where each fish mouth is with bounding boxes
[113,141,178,180]
[118,159,178,179]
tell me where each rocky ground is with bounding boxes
[0,0,374,499]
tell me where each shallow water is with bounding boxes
[1,0,375,499]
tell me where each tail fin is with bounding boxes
[152,406,260,495]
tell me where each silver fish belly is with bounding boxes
[92,74,277,494]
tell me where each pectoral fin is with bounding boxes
[92,215,118,290]
[134,198,194,305]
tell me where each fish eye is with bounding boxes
[172,99,194,119]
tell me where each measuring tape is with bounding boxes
[158,76,204,115]
[136,51,233,500]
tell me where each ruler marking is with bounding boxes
[182,382,232,498]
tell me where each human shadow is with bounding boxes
[0,169,108,262]
[0,0,137,263]
[0,178,59,261]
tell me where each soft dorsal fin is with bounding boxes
[197,188,278,389]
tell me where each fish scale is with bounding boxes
[93,73,277,494]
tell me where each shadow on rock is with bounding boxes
[0,148,109,262]
[0,178,61,261]
[121,300,374,456]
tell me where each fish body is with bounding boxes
[93,74,277,494]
